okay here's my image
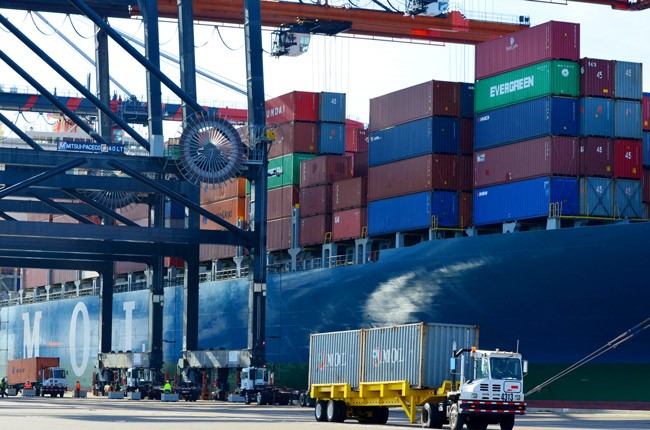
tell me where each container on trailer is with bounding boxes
[333,176,367,210]
[268,122,318,159]
[580,97,614,138]
[308,323,479,390]
[579,177,614,217]
[369,117,459,166]
[268,153,317,190]
[615,179,643,218]
[474,96,578,150]
[299,214,331,246]
[318,122,346,154]
[369,80,460,131]
[332,208,367,241]
[475,21,580,80]
[580,58,614,98]
[460,82,474,119]
[299,185,332,216]
[614,100,642,139]
[300,155,352,188]
[319,92,346,123]
[580,137,614,177]
[614,139,642,179]
[7,357,60,386]
[473,176,579,226]
[473,136,579,187]
[267,185,299,220]
[368,191,458,235]
[265,91,319,123]
[614,61,643,101]
[474,60,579,113]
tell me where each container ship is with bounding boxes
[1,20,650,409]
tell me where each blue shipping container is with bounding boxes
[474,96,578,150]
[368,191,458,234]
[580,97,614,138]
[473,176,579,225]
[614,100,642,139]
[460,82,475,119]
[319,92,346,123]
[165,201,185,219]
[614,61,643,101]
[318,123,346,154]
[580,177,614,217]
[369,117,459,166]
[643,131,650,166]
[615,179,643,218]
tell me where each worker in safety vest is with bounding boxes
[0,377,6,397]
[163,380,172,393]
[75,381,81,398]
[24,380,32,390]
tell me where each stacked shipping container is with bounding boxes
[641,93,650,211]
[367,80,472,235]
[473,21,645,225]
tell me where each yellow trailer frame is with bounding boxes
[311,380,453,424]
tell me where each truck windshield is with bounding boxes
[255,369,268,382]
[51,369,65,379]
[490,357,522,380]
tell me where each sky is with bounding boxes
[0,0,648,136]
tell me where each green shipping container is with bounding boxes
[474,60,579,114]
[267,153,317,190]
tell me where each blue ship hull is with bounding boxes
[1,222,649,405]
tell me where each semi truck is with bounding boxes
[7,357,68,397]
[239,366,294,405]
[308,322,527,429]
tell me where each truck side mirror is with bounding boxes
[522,360,528,375]
[449,357,456,372]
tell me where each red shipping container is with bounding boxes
[368,154,461,201]
[333,177,368,210]
[579,137,614,177]
[369,80,460,131]
[22,268,49,290]
[473,136,579,187]
[299,214,331,246]
[299,184,332,216]
[351,151,369,178]
[267,185,299,220]
[614,139,642,179]
[115,261,147,275]
[200,178,247,204]
[268,121,318,159]
[117,203,150,222]
[641,93,650,131]
[51,270,77,285]
[267,217,293,251]
[332,208,367,241]
[643,168,650,203]
[460,119,474,155]
[346,127,369,153]
[201,197,247,230]
[265,91,319,124]
[475,21,580,80]
[580,58,614,98]
[458,192,473,229]
[200,244,243,261]
[300,155,352,188]
[458,155,473,191]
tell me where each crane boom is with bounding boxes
[134,0,528,45]
[530,0,650,11]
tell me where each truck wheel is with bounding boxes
[326,399,339,422]
[314,400,328,422]
[244,392,251,405]
[422,403,444,429]
[499,414,515,430]
[299,393,306,407]
[449,404,464,430]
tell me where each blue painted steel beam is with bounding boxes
[0,111,44,151]
[27,190,96,225]
[63,189,141,228]
[0,199,94,215]
[0,249,153,264]
[0,1,134,17]
[0,157,87,199]
[0,256,103,271]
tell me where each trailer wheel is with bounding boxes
[299,393,306,407]
[371,407,389,424]
[422,403,444,429]
[499,414,515,430]
[327,400,345,422]
[314,400,328,422]
[449,404,464,430]
[244,392,251,405]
